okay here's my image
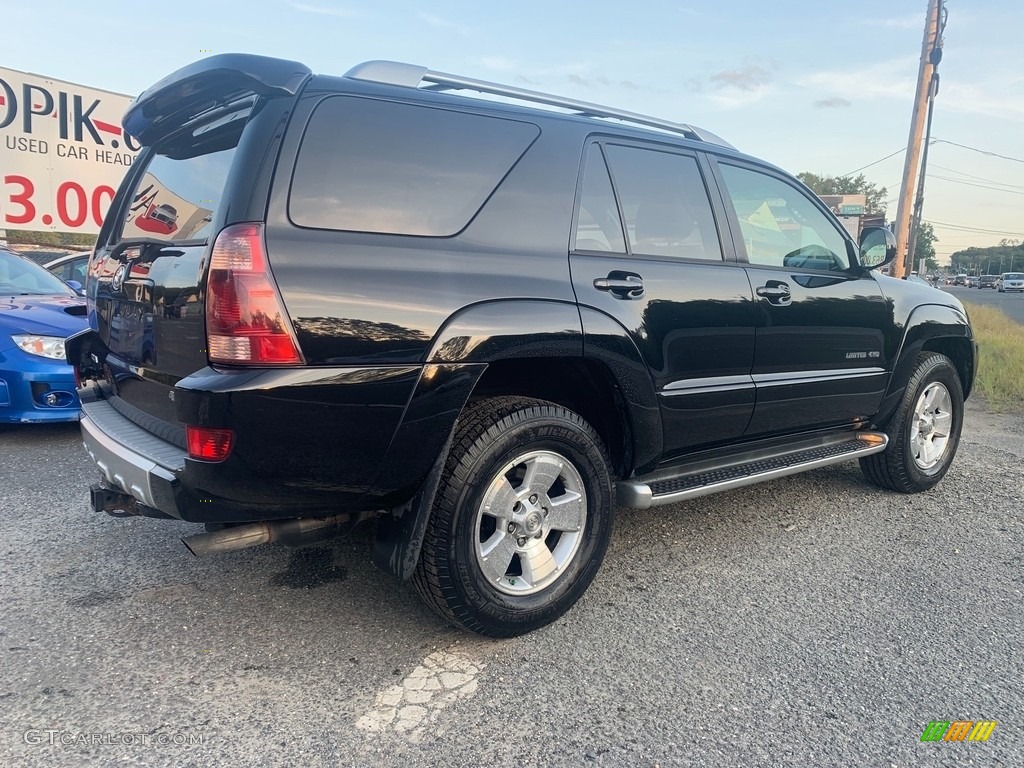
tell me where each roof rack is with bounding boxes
[343,60,734,150]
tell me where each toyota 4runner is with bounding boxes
[69,54,977,636]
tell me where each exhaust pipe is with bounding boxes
[182,512,368,557]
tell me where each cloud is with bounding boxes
[289,2,357,18]
[564,71,644,92]
[861,15,922,30]
[797,58,917,100]
[692,61,777,108]
[709,64,773,92]
[481,56,517,72]
[417,12,473,37]
[814,97,852,109]
[706,85,776,110]
[800,57,1024,122]
[941,81,1024,122]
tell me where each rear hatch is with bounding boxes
[88,55,311,434]
[90,114,245,428]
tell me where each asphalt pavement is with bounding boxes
[0,398,1022,767]
[944,283,1024,325]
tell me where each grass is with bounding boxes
[963,302,1024,411]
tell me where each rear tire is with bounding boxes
[413,397,613,637]
[860,352,963,493]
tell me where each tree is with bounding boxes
[797,172,888,217]
[915,222,939,271]
[950,241,1024,274]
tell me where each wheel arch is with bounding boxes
[372,299,661,580]
[426,299,661,477]
[874,303,976,429]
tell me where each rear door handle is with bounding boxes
[756,281,792,306]
[593,273,644,299]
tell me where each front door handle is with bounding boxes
[594,272,644,299]
[756,280,792,306]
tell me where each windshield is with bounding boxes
[0,249,76,296]
[1004,273,1024,280]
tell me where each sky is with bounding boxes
[3,0,1021,264]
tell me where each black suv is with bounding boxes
[70,54,977,637]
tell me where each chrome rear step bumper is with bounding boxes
[616,431,888,509]
[80,397,185,517]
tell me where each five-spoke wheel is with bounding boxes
[414,397,613,637]
[861,352,964,493]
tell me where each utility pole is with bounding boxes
[893,0,943,278]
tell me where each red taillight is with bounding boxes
[186,425,235,461]
[206,223,303,365]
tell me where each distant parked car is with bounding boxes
[977,274,999,289]
[0,246,88,423]
[964,275,978,288]
[954,273,968,285]
[906,275,936,289]
[44,251,91,295]
[998,273,1024,293]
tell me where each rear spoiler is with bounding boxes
[123,54,312,146]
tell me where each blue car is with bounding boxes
[0,246,88,423]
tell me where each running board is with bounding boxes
[617,432,888,509]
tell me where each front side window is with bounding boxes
[718,164,851,272]
[603,144,723,261]
[289,97,539,236]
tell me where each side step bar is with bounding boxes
[617,431,888,509]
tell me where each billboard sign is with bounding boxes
[0,66,139,236]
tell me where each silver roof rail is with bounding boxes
[343,60,735,150]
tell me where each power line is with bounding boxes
[840,147,907,177]
[928,174,1024,195]
[932,138,1024,165]
[927,219,1024,237]
[929,164,1024,190]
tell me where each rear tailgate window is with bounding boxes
[118,108,248,243]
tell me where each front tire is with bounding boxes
[413,397,613,637]
[860,352,964,493]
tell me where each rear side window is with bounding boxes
[289,97,539,236]
[119,107,248,243]
[602,144,723,261]
[574,146,626,253]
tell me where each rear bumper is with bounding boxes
[80,397,185,517]
[76,361,477,523]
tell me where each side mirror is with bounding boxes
[65,279,84,295]
[859,227,897,270]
